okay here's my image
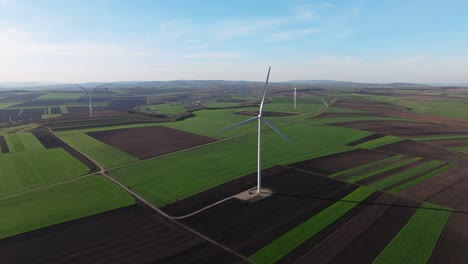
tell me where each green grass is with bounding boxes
[389,164,455,193]
[60,106,68,114]
[363,95,468,120]
[413,135,468,141]
[0,176,135,239]
[36,92,84,100]
[250,187,375,264]
[372,204,452,264]
[57,132,138,168]
[4,132,44,152]
[41,114,61,119]
[110,122,371,207]
[354,135,403,149]
[369,160,446,190]
[0,148,90,196]
[206,102,242,108]
[349,157,421,183]
[331,155,404,178]
[451,147,468,154]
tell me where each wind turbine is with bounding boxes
[224,67,293,194]
[76,84,105,117]
[294,87,297,109]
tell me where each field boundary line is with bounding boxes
[47,126,253,263]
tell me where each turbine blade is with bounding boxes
[258,66,271,116]
[92,83,106,92]
[223,116,258,131]
[262,117,295,147]
[76,84,89,92]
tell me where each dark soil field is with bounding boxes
[66,106,90,114]
[0,109,20,123]
[376,140,463,163]
[280,193,421,264]
[42,114,165,131]
[335,155,409,181]
[108,97,146,110]
[32,128,99,173]
[87,126,216,159]
[0,205,244,264]
[0,93,42,102]
[181,166,359,256]
[51,107,61,114]
[0,135,9,153]
[356,159,429,185]
[21,108,44,121]
[316,112,381,118]
[347,133,385,146]
[288,149,394,175]
[425,138,468,148]
[430,212,468,264]
[399,165,468,211]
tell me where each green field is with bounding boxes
[250,187,375,264]
[4,132,45,152]
[372,204,452,264]
[369,160,446,190]
[389,164,455,193]
[349,157,421,183]
[354,135,403,149]
[331,155,404,178]
[0,148,90,196]
[110,122,371,207]
[57,132,138,168]
[0,176,135,239]
[36,92,84,100]
[364,95,468,120]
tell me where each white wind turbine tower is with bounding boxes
[224,67,293,194]
[76,84,105,117]
[294,87,297,109]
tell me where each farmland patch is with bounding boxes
[87,126,216,159]
[0,176,135,239]
[289,149,394,175]
[0,205,242,264]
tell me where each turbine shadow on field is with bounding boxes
[263,191,459,214]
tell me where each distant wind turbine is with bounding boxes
[224,67,294,193]
[76,84,105,117]
[294,87,297,109]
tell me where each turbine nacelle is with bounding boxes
[223,67,294,194]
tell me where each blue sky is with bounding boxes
[0,0,467,83]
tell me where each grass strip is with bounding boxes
[372,203,452,264]
[369,160,445,190]
[354,135,403,149]
[331,154,404,178]
[250,187,375,264]
[389,163,455,193]
[349,157,421,183]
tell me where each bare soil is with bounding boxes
[347,133,385,146]
[376,140,463,163]
[289,149,394,175]
[400,165,468,211]
[356,159,428,185]
[180,166,358,256]
[87,126,216,159]
[281,192,420,264]
[429,212,468,264]
[0,205,243,264]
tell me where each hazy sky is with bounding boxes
[1,0,467,83]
